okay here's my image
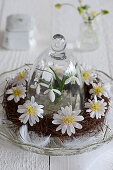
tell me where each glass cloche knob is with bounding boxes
[49,34,66,60]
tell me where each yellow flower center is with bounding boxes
[16,72,26,81]
[82,70,90,80]
[54,68,63,74]
[55,4,62,9]
[93,85,103,94]
[91,102,101,112]
[26,106,35,116]
[62,113,75,126]
[91,10,98,16]
[13,89,22,97]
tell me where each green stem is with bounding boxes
[0,64,32,78]
[78,0,82,5]
[60,3,76,10]
[96,70,113,81]
[81,13,89,23]
[91,12,101,20]
[36,68,53,75]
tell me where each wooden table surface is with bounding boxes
[0,0,113,169]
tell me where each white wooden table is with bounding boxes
[0,0,113,169]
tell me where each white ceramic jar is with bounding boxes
[3,14,37,50]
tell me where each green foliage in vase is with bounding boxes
[55,0,109,25]
[49,67,68,93]
[36,63,79,103]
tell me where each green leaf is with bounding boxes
[59,76,68,92]
[49,67,68,93]
[75,63,78,68]
[55,4,62,9]
[49,67,62,86]
[77,5,89,14]
[81,5,90,10]
[77,6,84,14]
[101,10,109,15]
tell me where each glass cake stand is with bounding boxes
[0,61,113,156]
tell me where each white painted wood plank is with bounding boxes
[52,0,110,74]
[0,0,52,74]
[99,0,113,77]
[0,0,5,46]
[0,0,5,25]
[0,0,50,170]
[0,0,110,75]
[0,138,49,170]
[50,156,69,170]
[1,0,52,43]
[51,0,111,170]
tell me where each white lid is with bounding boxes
[6,14,35,32]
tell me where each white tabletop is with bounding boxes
[0,0,113,170]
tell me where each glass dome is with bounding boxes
[29,34,84,120]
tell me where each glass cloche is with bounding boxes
[29,34,84,121]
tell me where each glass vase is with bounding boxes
[75,22,99,51]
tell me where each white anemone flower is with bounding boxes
[80,64,96,85]
[6,85,26,103]
[18,96,44,126]
[85,96,107,119]
[44,87,61,102]
[89,82,109,98]
[52,105,84,136]
[65,62,80,85]
[13,70,28,85]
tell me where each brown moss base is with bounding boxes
[3,82,109,137]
